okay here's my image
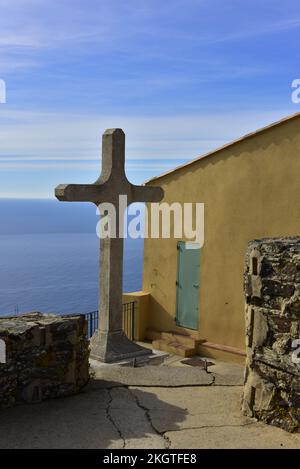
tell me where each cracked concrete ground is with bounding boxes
[0,356,299,449]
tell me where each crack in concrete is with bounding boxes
[208,371,215,385]
[128,384,253,449]
[88,380,244,394]
[91,369,246,449]
[129,396,255,447]
[89,381,216,390]
[207,370,244,387]
[130,389,171,449]
[164,421,256,434]
[212,383,244,387]
[106,389,126,449]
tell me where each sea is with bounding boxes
[0,199,143,316]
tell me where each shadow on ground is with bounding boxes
[1,365,299,449]
[0,379,187,449]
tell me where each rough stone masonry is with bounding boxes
[0,313,89,408]
[242,237,300,432]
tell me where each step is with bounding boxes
[146,329,205,348]
[145,329,162,341]
[152,339,196,358]
[161,332,203,348]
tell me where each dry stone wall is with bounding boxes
[242,237,300,432]
[0,312,90,408]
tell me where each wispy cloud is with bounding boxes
[209,17,300,44]
[0,161,177,171]
[0,108,292,169]
[0,0,298,73]
[0,0,298,198]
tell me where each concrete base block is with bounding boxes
[90,329,152,363]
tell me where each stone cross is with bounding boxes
[55,129,163,362]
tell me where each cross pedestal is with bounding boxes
[55,129,163,362]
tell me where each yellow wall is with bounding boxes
[143,116,300,352]
[122,291,150,341]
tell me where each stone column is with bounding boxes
[242,237,300,433]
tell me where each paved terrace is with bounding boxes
[0,355,299,449]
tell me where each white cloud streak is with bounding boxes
[0,162,176,170]
[0,0,299,73]
[0,108,293,171]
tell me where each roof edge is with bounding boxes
[144,111,300,185]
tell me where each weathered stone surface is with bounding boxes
[55,129,163,363]
[0,312,90,408]
[242,237,300,433]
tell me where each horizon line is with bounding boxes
[0,196,56,201]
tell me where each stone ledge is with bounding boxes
[0,312,90,408]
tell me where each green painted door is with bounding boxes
[176,241,200,330]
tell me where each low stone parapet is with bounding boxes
[0,312,90,408]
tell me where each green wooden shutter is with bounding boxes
[176,241,200,330]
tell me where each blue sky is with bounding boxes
[0,0,299,198]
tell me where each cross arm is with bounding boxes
[131,184,164,203]
[55,184,104,203]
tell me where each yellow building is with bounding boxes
[126,112,300,364]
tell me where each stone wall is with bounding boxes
[242,237,300,432]
[0,313,90,408]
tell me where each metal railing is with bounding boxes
[84,310,99,339]
[122,301,136,341]
[80,301,136,340]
